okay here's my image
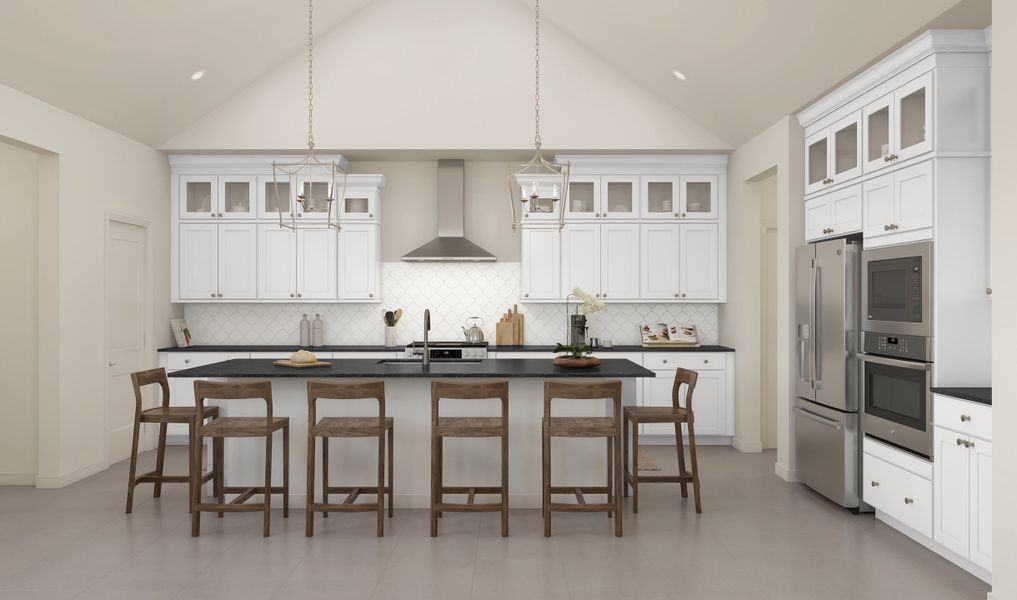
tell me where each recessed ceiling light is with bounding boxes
[190,70,206,81]
[672,69,687,81]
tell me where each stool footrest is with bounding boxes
[134,472,190,485]
[309,502,380,513]
[324,486,391,494]
[440,486,504,495]
[195,503,266,513]
[626,473,693,483]
[434,501,504,513]
[549,486,609,495]
[549,502,615,513]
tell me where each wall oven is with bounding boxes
[862,241,932,338]
[861,332,933,458]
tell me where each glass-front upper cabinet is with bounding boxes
[863,71,933,173]
[563,176,599,219]
[679,175,719,220]
[641,176,679,219]
[340,186,377,221]
[295,175,336,220]
[257,175,294,219]
[805,112,862,195]
[805,131,830,195]
[217,176,257,219]
[178,175,218,219]
[514,174,563,221]
[863,94,894,173]
[600,176,639,219]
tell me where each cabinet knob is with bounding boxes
[210,293,216,298]
[704,359,709,364]
[884,225,890,231]
[369,293,374,298]
[524,293,529,298]
[674,293,679,298]
[297,213,302,218]
[884,155,892,162]
[184,359,190,364]
[218,212,224,217]
[290,293,295,298]
[889,154,898,161]
[960,415,971,422]
[602,293,607,298]
[674,213,679,218]
[662,359,668,364]
[681,213,687,218]
[524,214,529,218]
[967,441,975,448]
[986,288,993,295]
[218,293,223,298]
[369,213,373,218]
[210,213,215,217]
[904,497,914,505]
[957,438,966,446]
[681,293,686,298]
[297,293,302,298]
[870,481,879,487]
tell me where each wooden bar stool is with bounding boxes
[191,380,290,537]
[125,367,219,514]
[623,368,702,513]
[430,380,509,537]
[305,380,394,537]
[542,380,623,537]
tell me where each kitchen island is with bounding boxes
[169,358,654,509]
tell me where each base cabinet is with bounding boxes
[639,353,730,438]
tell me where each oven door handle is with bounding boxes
[860,354,932,371]
[794,406,842,430]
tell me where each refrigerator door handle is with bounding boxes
[794,406,842,430]
[798,336,808,383]
[813,263,822,388]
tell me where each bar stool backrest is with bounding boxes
[193,380,274,433]
[430,380,509,425]
[307,380,386,427]
[543,380,622,422]
[671,368,699,420]
[131,367,170,413]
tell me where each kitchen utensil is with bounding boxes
[589,337,601,348]
[512,304,523,344]
[394,308,403,324]
[384,311,396,327]
[462,317,485,343]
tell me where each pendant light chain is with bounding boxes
[533,0,541,150]
[307,0,315,151]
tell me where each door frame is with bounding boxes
[104,213,154,468]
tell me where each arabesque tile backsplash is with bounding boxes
[183,262,719,347]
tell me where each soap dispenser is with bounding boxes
[311,313,324,347]
[299,314,310,347]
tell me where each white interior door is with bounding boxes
[106,220,148,464]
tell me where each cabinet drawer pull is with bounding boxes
[904,497,914,505]
[960,415,971,422]
[662,359,668,364]
[870,481,879,487]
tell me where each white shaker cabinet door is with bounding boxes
[338,224,378,301]
[969,438,992,572]
[862,173,894,239]
[258,225,296,299]
[829,184,862,236]
[640,224,680,299]
[521,227,560,301]
[178,224,218,300]
[894,160,934,234]
[600,223,640,301]
[217,224,257,300]
[685,369,726,436]
[679,223,719,300]
[561,224,600,298]
[933,426,970,558]
[804,195,833,241]
[296,228,338,300]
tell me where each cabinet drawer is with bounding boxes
[934,395,992,441]
[165,352,247,370]
[863,451,933,538]
[641,352,725,371]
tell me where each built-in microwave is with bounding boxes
[862,241,933,338]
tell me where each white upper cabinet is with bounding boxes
[564,176,600,220]
[863,93,895,174]
[680,223,719,300]
[804,184,862,242]
[893,72,934,163]
[257,175,294,219]
[679,175,719,220]
[178,224,218,300]
[294,175,336,221]
[640,224,680,300]
[863,160,933,241]
[178,176,218,220]
[641,176,679,219]
[599,223,640,300]
[217,176,257,220]
[258,225,296,300]
[297,228,338,300]
[561,224,600,297]
[601,176,640,219]
[521,227,560,301]
[339,178,382,221]
[514,175,564,222]
[337,224,378,301]
[216,224,257,299]
[806,113,863,195]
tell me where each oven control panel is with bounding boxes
[863,332,930,362]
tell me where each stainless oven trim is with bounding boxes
[860,353,932,371]
[860,352,934,458]
[861,241,933,338]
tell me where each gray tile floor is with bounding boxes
[0,446,990,600]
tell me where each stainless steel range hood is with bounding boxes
[401,159,496,262]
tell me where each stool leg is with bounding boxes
[613,432,622,537]
[322,437,329,518]
[542,426,551,537]
[430,432,439,538]
[687,420,702,514]
[377,427,385,537]
[187,418,195,514]
[306,434,315,537]
[125,414,141,514]
[622,416,629,499]
[214,438,224,518]
[387,424,394,518]
[191,432,202,537]
[263,431,273,537]
[436,438,443,519]
[283,425,290,519]
[674,419,688,498]
[606,437,613,518]
[632,425,640,514]
[501,426,509,538]
[153,423,168,498]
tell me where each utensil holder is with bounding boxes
[384,326,398,348]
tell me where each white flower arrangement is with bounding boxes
[571,287,604,315]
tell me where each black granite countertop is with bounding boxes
[166,358,656,379]
[932,387,992,406]
[159,344,734,353]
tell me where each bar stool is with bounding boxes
[191,380,290,537]
[542,380,623,537]
[125,367,219,513]
[305,380,394,537]
[623,368,702,513]
[430,380,509,537]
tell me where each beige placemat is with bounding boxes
[637,449,661,471]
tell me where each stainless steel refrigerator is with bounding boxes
[794,238,862,509]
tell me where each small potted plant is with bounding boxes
[552,342,601,368]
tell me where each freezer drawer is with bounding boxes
[794,398,859,508]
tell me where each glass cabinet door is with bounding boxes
[178,175,218,219]
[295,176,336,220]
[805,130,830,195]
[863,93,894,174]
[563,176,599,219]
[600,176,639,219]
[641,176,679,219]
[679,175,718,220]
[894,72,933,162]
[830,112,862,183]
[257,175,293,219]
[340,190,377,220]
[218,176,257,219]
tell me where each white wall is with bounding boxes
[991,4,1016,598]
[160,0,729,152]
[0,140,39,484]
[0,82,176,487]
[721,116,803,465]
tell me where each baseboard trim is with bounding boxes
[875,511,992,584]
[0,473,36,486]
[34,460,106,489]
[775,462,798,482]
[732,438,763,453]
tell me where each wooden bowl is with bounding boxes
[552,356,601,368]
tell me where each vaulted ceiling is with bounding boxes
[0,0,989,149]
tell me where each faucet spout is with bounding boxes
[423,309,431,367]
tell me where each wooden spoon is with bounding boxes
[394,308,403,324]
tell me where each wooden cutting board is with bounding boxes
[273,360,332,368]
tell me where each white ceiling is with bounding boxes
[0,0,989,148]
